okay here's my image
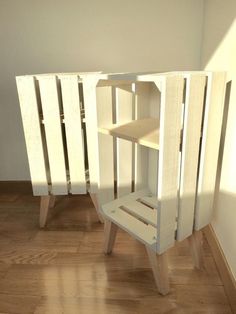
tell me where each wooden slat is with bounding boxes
[195,72,226,230]
[82,76,100,193]
[102,202,157,250]
[96,86,115,207]
[122,200,157,227]
[116,85,133,197]
[38,76,68,195]
[148,83,161,197]
[133,83,150,192]
[102,188,150,210]
[99,118,159,150]
[177,74,206,241]
[16,76,48,196]
[60,75,86,194]
[156,75,184,253]
[140,195,158,208]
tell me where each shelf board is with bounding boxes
[98,118,159,150]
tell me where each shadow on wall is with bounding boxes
[214,81,231,201]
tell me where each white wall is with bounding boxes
[0,0,204,180]
[201,0,236,279]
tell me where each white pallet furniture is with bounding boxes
[90,71,226,295]
[16,72,103,227]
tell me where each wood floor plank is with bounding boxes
[0,192,232,314]
[0,293,40,314]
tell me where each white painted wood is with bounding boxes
[135,144,149,191]
[82,76,100,193]
[116,85,133,197]
[38,75,68,195]
[177,74,206,241]
[140,195,158,208]
[148,83,161,197]
[102,200,157,250]
[16,76,48,195]
[98,118,159,149]
[96,86,115,207]
[133,83,149,191]
[60,75,86,194]
[102,188,150,210]
[148,149,159,196]
[155,75,184,253]
[121,200,157,227]
[195,72,226,230]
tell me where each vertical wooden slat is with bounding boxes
[156,75,184,254]
[38,76,68,195]
[177,74,206,241]
[82,76,100,193]
[195,72,226,230]
[60,75,86,194]
[16,76,48,196]
[116,85,133,197]
[97,86,115,207]
[134,82,150,191]
[148,83,161,196]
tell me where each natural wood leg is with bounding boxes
[89,192,104,223]
[104,220,118,254]
[49,195,56,208]
[146,246,169,295]
[39,195,52,228]
[188,230,204,269]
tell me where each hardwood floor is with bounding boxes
[0,191,233,314]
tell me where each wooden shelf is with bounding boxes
[98,118,159,150]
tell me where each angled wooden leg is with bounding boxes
[188,230,204,269]
[89,192,104,223]
[49,195,56,208]
[104,219,118,254]
[39,195,52,228]
[146,246,169,295]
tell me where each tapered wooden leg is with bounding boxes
[188,230,204,269]
[104,220,118,254]
[89,192,104,223]
[39,195,51,228]
[49,195,56,208]
[146,246,169,295]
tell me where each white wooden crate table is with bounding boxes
[16,72,103,226]
[89,71,226,295]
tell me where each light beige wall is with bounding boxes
[0,0,204,180]
[201,0,236,279]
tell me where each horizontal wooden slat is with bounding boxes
[122,200,157,227]
[99,118,159,150]
[102,205,157,251]
[140,195,158,208]
[102,188,150,210]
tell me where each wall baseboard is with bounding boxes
[204,225,236,314]
[0,180,32,194]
